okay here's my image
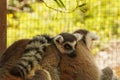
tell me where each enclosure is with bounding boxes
[0,0,120,78]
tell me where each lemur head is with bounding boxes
[73,29,100,50]
[53,33,83,58]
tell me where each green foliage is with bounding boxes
[7,0,120,54]
[53,0,65,8]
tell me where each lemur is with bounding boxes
[9,33,82,80]
[59,29,101,80]
[1,29,116,80]
[74,29,120,80]
[57,29,119,80]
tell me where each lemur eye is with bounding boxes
[64,44,72,50]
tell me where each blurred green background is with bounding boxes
[6,0,120,77]
[7,0,120,53]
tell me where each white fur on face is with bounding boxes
[54,35,77,55]
[63,41,77,54]
[56,41,77,54]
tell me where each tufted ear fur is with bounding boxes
[87,32,100,41]
[54,35,64,44]
[86,32,100,50]
[73,33,83,41]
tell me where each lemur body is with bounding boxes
[10,35,53,80]
[56,29,101,80]
[60,40,101,80]
[73,29,120,80]
[0,39,30,80]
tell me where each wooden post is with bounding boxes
[0,0,6,56]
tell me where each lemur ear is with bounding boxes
[84,32,99,50]
[87,32,100,41]
[54,35,64,43]
[73,33,83,41]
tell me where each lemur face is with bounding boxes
[53,33,83,58]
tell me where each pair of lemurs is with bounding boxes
[0,29,117,80]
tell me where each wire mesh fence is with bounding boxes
[7,0,120,77]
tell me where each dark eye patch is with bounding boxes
[64,44,72,50]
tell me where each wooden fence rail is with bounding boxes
[0,0,6,56]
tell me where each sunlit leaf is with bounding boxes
[53,0,65,8]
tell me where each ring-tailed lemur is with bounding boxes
[10,35,53,80]
[73,29,120,80]
[58,29,101,80]
[10,33,82,80]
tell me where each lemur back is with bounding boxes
[60,40,101,80]
[10,35,53,80]
[0,39,30,80]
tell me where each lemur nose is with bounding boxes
[67,51,77,58]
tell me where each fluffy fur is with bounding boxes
[57,29,101,80]
[53,33,82,58]
[101,67,120,80]
[101,67,113,80]
[9,35,54,80]
[0,39,30,80]
[60,40,101,80]
[0,30,103,80]
[0,38,61,80]
[74,29,99,50]
[8,32,82,80]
